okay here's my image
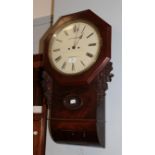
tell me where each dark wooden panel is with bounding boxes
[50,119,99,145]
[33,54,43,106]
[33,54,47,155]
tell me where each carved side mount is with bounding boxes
[96,62,113,97]
[95,62,113,146]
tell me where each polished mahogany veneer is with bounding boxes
[41,10,113,147]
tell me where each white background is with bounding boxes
[46,1,122,155]
[0,0,155,155]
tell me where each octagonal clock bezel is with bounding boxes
[43,9,111,86]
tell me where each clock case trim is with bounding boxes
[43,9,111,86]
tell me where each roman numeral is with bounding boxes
[87,33,94,38]
[61,62,67,69]
[53,48,60,52]
[72,63,75,71]
[73,25,79,33]
[64,30,69,36]
[88,43,96,46]
[80,60,85,67]
[55,56,62,62]
[86,52,93,58]
[55,39,62,43]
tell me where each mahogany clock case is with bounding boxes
[43,9,111,86]
[41,10,113,147]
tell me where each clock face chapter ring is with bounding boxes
[48,19,102,75]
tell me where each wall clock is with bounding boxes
[43,10,113,147]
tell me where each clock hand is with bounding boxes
[73,24,80,48]
[75,34,84,46]
[74,25,86,47]
[81,25,86,34]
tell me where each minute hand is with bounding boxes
[75,25,86,46]
[75,34,83,46]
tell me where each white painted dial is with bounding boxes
[48,20,101,75]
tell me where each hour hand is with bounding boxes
[74,34,83,46]
[79,34,83,39]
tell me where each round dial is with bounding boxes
[48,20,101,75]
